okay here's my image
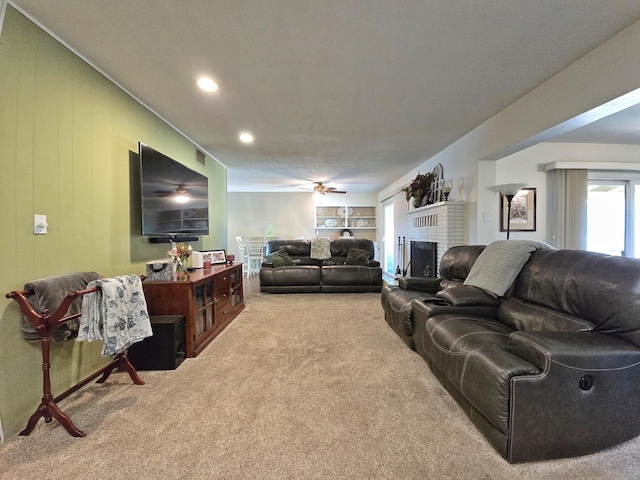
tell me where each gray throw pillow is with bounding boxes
[345,247,370,265]
[266,248,295,267]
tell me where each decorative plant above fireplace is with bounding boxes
[402,172,434,208]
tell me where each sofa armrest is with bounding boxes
[506,331,640,372]
[398,277,441,293]
[261,261,274,268]
[437,283,501,307]
[367,260,381,267]
[505,331,640,462]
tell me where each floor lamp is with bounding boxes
[492,183,527,239]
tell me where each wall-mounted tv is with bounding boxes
[139,142,209,237]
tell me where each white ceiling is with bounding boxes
[10,0,640,193]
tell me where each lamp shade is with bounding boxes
[491,183,527,196]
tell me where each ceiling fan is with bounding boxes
[155,184,192,203]
[310,181,347,195]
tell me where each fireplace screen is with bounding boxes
[410,241,437,278]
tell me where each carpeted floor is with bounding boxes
[1,293,640,479]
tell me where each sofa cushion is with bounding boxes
[321,265,383,286]
[498,297,596,333]
[291,257,323,266]
[265,248,295,267]
[463,240,551,297]
[420,314,515,392]
[417,314,539,437]
[266,240,310,256]
[330,238,374,258]
[310,237,331,260]
[512,249,640,347]
[346,247,370,265]
[259,265,322,290]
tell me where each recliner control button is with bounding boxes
[579,375,594,391]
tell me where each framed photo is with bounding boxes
[203,250,227,264]
[500,187,536,232]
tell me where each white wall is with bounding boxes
[494,142,640,243]
[379,18,640,245]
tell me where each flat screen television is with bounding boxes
[139,142,209,237]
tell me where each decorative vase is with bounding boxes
[412,197,422,208]
[173,259,181,280]
[174,259,189,280]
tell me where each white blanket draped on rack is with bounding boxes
[78,275,152,356]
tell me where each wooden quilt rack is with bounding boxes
[6,276,146,437]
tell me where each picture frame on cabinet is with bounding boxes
[500,187,536,232]
[203,249,227,264]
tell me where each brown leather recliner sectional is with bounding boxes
[382,242,640,463]
[260,238,383,293]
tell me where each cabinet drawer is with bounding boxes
[214,274,231,300]
[216,301,233,325]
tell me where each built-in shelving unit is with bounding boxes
[315,205,376,231]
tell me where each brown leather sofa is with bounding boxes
[259,238,383,293]
[383,243,640,463]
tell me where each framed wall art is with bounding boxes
[500,187,536,233]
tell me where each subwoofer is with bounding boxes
[128,315,186,370]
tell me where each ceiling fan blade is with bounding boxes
[301,181,348,194]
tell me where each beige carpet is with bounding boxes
[1,293,640,479]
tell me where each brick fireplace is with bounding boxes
[405,201,466,276]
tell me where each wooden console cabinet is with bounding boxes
[142,263,244,357]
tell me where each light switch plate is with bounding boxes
[34,214,48,235]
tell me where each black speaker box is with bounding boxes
[128,315,186,370]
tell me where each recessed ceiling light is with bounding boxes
[197,76,219,92]
[239,132,254,144]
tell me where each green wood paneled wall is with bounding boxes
[0,6,227,439]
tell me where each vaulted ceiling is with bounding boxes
[10,1,640,193]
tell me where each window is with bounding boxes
[587,175,640,258]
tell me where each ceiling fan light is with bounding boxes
[174,194,190,203]
[312,190,324,204]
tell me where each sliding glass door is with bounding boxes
[382,201,395,276]
[587,178,640,258]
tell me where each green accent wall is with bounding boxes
[0,6,227,439]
